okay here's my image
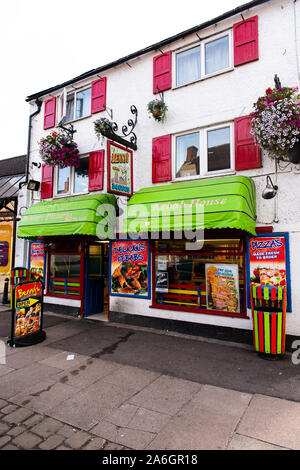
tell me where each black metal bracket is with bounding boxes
[104,105,138,150]
[274,74,282,89]
[57,120,77,139]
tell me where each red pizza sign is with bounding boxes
[249,236,286,286]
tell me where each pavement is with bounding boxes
[0,303,300,451]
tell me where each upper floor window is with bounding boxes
[65,88,91,122]
[55,156,89,196]
[175,32,232,87]
[175,123,233,179]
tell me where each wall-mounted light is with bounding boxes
[27,180,40,191]
[262,176,278,200]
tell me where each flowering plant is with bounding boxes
[147,99,168,122]
[39,132,80,168]
[94,118,113,139]
[250,86,300,157]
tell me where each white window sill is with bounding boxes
[53,191,89,199]
[172,170,236,183]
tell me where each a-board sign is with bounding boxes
[8,281,46,347]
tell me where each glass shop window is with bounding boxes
[153,238,245,315]
[48,252,81,297]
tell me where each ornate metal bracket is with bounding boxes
[274,74,282,89]
[107,105,138,150]
[57,119,77,139]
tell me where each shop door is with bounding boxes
[84,243,106,317]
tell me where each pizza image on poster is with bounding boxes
[249,236,286,286]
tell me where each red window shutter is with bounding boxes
[43,97,56,130]
[234,115,261,170]
[40,164,53,199]
[91,78,107,114]
[152,135,172,183]
[233,15,259,66]
[153,51,172,94]
[88,151,104,191]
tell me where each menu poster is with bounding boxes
[155,272,169,293]
[110,240,150,298]
[249,236,286,287]
[0,224,12,273]
[29,242,44,282]
[206,264,240,313]
[9,281,46,347]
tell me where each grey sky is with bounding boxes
[0,0,247,160]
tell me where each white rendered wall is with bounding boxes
[23,0,300,335]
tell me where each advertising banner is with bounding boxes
[108,141,133,197]
[0,224,12,273]
[9,281,46,347]
[29,242,45,282]
[110,240,150,298]
[249,236,286,286]
[205,263,240,313]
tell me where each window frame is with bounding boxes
[174,30,233,88]
[173,122,235,182]
[53,155,90,198]
[64,86,91,123]
[150,231,248,319]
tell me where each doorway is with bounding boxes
[84,242,109,318]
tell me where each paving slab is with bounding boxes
[102,364,160,394]
[10,380,79,415]
[1,345,63,370]
[54,357,121,389]
[128,375,201,416]
[237,394,300,450]
[0,363,61,400]
[227,433,288,450]
[91,419,156,450]
[38,350,90,370]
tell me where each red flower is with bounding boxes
[265,87,273,95]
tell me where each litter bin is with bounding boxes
[250,283,286,356]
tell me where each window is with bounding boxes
[175,124,233,179]
[65,88,91,122]
[48,242,82,298]
[176,32,232,86]
[153,236,246,316]
[55,156,89,196]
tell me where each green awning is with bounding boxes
[17,193,116,239]
[124,176,256,236]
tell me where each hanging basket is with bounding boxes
[39,132,80,168]
[147,99,167,122]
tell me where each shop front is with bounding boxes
[17,193,115,318]
[111,175,257,325]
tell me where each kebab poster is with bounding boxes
[9,281,46,347]
[110,240,150,298]
[249,236,287,286]
[206,264,240,313]
[29,242,45,283]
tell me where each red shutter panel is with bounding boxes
[234,115,261,170]
[153,52,172,94]
[88,151,104,191]
[91,78,107,114]
[233,15,259,66]
[40,164,53,199]
[43,97,56,130]
[152,135,172,183]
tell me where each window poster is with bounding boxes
[29,242,45,283]
[205,264,240,313]
[108,141,133,197]
[0,224,12,273]
[110,240,150,298]
[155,271,169,293]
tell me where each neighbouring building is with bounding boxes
[16,0,300,347]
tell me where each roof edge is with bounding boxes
[26,0,272,102]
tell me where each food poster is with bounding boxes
[29,242,45,283]
[110,240,150,298]
[249,236,286,286]
[206,264,240,313]
[108,142,133,197]
[14,282,43,338]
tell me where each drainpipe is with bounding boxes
[19,98,43,190]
